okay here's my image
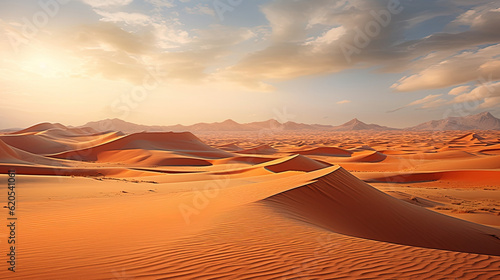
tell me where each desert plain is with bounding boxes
[0,123,500,279]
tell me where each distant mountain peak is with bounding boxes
[476,111,493,117]
[221,119,238,124]
[344,118,364,125]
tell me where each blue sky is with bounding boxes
[0,0,499,129]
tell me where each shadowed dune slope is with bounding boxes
[0,139,69,166]
[237,144,277,155]
[262,167,500,256]
[0,134,74,155]
[0,139,22,163]
[50,132,233,161]
[0,131,124,155]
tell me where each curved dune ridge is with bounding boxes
[293,146,352,157]
[50,132,233,161]
[0,131,124,155]
[339,151,388,163]
[97,149,213,167]
[0,139,68,167]
[264,154,332,173]
[262,166,500,256]
[237,144,278,155]
[213,156,277,165]
[11,122,68,134]
[362,170,500,184]
[0,139,21,163]
[216,143,243,152]
[0,134,74,155]
[448,132,486,145]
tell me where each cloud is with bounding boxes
[388,94,445,112]
[452,81,500,108]
[145,0,176,9]
[448,85,470,96]
[337,100,351,104]
[185,4,215,17]
[82,0,134,8]
[94,10,152,26]
[391,44,500,92]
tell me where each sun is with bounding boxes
[21,51,72,78]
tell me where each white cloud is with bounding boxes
[337,100,351,104]
[82,0,133,8]
[452,81,500,108]
[448,85,470,96]
[388,94,446,112]
[94,10,152,26]
[391,44,500,92]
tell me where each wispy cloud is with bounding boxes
[388,94,445,113]
[337,100,351,105]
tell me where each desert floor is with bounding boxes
[1,125,500,279]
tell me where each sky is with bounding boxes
[1,0,500,129]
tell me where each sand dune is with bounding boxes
[98,149,213,167]
[293,146,352,157]
[0,139,23,164]
[50,132,233,161]
[263,167,500,256]
[216,142,243,152]
[414,155,500,171]
[11,122,68,134]
[362,170,500,185]
[264,154,332,172]
[237,144,278,155]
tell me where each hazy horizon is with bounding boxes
[1,110,498,131]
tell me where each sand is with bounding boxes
[1,126,500,279]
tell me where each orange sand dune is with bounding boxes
[0,134,74,155]
[361,170,500,184]
[415,154,500,171]
[0,164,149,177]
[264,155,332,172]
[400,150,477,160]
[448,132,487,145]
[212,155,277,165]
[292,146,352,157]
[216,142,243,152]
[50,132,233,161]
[11,122,68,134]
[97,149,213,167]
[263,167,500,256]
[237,144,278,155]
[348,145,376,152]
[0,139,70,166]
[336,150,388,163]
[479,144,500,155]
[0,131,123,155]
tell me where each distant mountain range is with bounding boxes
[408,112,500,131]
[77,112,500,133]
